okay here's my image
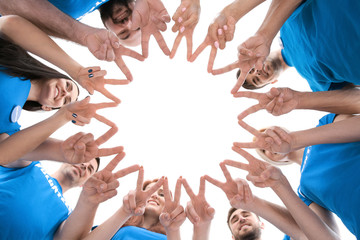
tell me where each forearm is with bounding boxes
[272,177,340,240]
[22,138,66,162]
[192,223,211,240]
[248,197,306,239]
[0,15,83,80]
[166,229,181,240]
[54,194,99,240]
[256,0,303,42]
[222,0,265,22]
[296,88,360,114]
[0,110,69,165]
[0,0,92,45]
[291,115,360,149]
[82,206,132,240]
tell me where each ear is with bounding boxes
[41,105,52,111]
[271,79,278,84]
[260,221,265,230]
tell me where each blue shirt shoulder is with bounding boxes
[111,226,167,240]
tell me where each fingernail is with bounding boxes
[71,120,76,124]
[178,17,183,23]
[218,29,223,35]
[100,184,106,190]
[180,26,185,33]
[88,69,93,73]
[223,25,228,31]
[214,41,219,49]
[182,7,186,12]
[77,145,84,150]
[88,73,94,78]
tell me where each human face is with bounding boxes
[144,182,165,217]
[40,78,78,110]
[104,3,141,47]
[62,158,98,187]
[244,57,282,88]
[229,209,263,240]
[260,149,287,162]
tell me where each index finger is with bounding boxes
[189,39,208,62]
[211,61,239,75]
[97,146,124,158]
[93,102,118,110]
[223,159,249,171]
[163,177,172,202]
[181,178,196,199]
[170,33,183,59]
[136,166,144,191]
[153,31,170,56]
[94,117,117,145]
[237,104,262,120]
[118,46,145,61]
[231,67,249,94]
[207,46,217,73]
[114,57,133,81]
[203,175,223,189]
[174,178,182,204]
[198,176,206,196]
[237,119,261,137]
[219,162,233,182]
[233,91,262,99]
[145,177,165,198]
[104,152,125,172]
[141,32,151,58]
[114,164,140,179]
[231,147,260,164]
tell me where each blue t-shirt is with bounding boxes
[0,162,71,239]
[297,113,360,238]
[48,0,110,20]
[0,71,31,136]
[280,0,360,92]
[111,226,167,240]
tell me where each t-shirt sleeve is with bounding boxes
[297,186,313,206]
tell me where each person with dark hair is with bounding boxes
[0,133,140,240]
[0,15,122,167]
[227,207,264,240]
[0,0,168,79]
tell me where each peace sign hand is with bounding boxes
[61,117,123,164]
[170,0,201,60]
[182,177,215,227]
[235,87,300,119]
[223,148,285,190]
[122,167,165,216]
[75,67,130,103]
[113,45,145,81]
[159,177,186,232]
[80,152,140,205]
[235,119,293,154]
[204,162,254,210]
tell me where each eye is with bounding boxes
[249,68,255,74]
[113,10,130,25]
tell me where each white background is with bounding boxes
[20,0,355,239]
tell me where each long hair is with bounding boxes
[122,179,166,235]
[0,35,72,111]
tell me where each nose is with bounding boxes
[239,217,246,223]
[150,194,159,200]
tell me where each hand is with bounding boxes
[190,15,236,73]
[159,177,186,232]
[182,177,215,227]
[212,33,271,93]
[122,167,164,215]
[235,87,300,119]
[75,67,130,103]
[113,45,145,81]
[204,162,254,210]
[131,0,170,30]
[61,118,122,164]
[63,97,118,126]
[170,0,201,60]
[81,152,140,205]
[235,119,293,154]
[84,28,120,61]
[223,149,285,189]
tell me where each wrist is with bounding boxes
[74,23,98,46]
[270,173,290,193]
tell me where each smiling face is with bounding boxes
[60,159,98,188]
[102,1,141,47]
[39,78,78,110]
[229,209,264,240]
[144,182,165,217]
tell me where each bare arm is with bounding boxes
[0,0,91,45]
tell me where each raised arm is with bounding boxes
[225,148,341,240]
[54,153,140,240]
[0,0,120,62]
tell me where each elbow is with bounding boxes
[0,15,26,33]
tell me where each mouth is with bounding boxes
[239,223,251,231]
[147,199,159,206]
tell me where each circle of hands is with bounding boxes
[58,0,305,232]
